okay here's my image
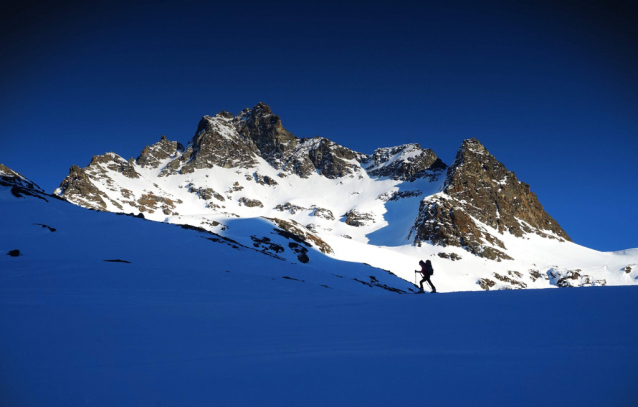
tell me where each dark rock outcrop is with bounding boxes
[89,153,140,179]
[443,139,570,240]
[478,278,496,290]
[437,252,462,261]
[344,210,375,227]
[0,164,52,201]
[0,164,44,192]
[377,190,423,202]
[137,192,176,214]
[547,268,606,287]
[234,103,367,179]
[266,217,334,255]
[410,138,570,260]
[55,165,109,210]
[254,173,279,186]
[300,137,367,179]
[275,202,307,214]
[528,269,547,282]
[238,197,264,208]
[235,102,297,170]
[365,144,447,181]
[311,206,335,220]
[136,135,184,169]
[493,272,527,289]
[179,113,261,173]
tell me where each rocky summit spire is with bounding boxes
[410,138,571,261]
[54,165,109,210]
[49,105,574,265]
[234,102,298,170]
[136,135,184,169]
[0,163,44,192]
[175,111,261,174]
[210,102,366,179]
[0,163,50,201]
[364,144,447,181]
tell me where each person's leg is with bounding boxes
[426,277,436,293]
[419,277,426,291]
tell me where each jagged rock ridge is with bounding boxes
[410,138,571,260]
[53,103,571,264]
[0,163,57,203]
[0,164,44,193]
[364,144,447,181]
[54,102,446,213]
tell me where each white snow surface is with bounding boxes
[1,182,637,406]
[51,124,638,293]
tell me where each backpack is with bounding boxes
[425,261,434,275]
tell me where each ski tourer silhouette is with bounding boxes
[415,259,436,293]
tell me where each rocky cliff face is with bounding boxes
[55,164,109,210]
[126,103,368,179]
[0,164,44,192]
[235,102,297,170]
[234,102,367,179]
[364,144,447,181]
[0,163,52,201]
[178,112,261,174]
[53,103,571,264]
[136,135,184,169]
[410,138,571,260]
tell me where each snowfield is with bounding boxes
[3,105,638,406]
[51,144,638,293]
[1,175,638,406]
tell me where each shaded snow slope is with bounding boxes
[0,183,415,296]
[50,121,638,292]
[2,158,637,406]
[1,254,637,406]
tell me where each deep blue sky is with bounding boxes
[1,0,636,251]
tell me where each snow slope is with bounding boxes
[0,181,415,297]
[51,128,638,293]
[1,183,638,405]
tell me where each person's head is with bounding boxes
[419,260,425,266]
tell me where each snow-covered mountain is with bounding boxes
[0,164,414,295]
[16,101,635,292]
[3,164,637,407]
[1,163,46,197]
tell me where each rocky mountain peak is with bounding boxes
[365,143,447,181]
[411,138,571,261]
[225,103,365,179]
[175,112,260,174]
[218,110,233,119]
[235,103,296,167]
[238,101,273,120]
[0,163,44,193]
[49,105,574,266]
[88,153,140,179]
[443,138,488,176]
[195,114,230,137]
[54,165,109,210]
[136,136,185,169]
[461,137,487,154]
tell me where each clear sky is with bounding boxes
[1,0,636,251]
